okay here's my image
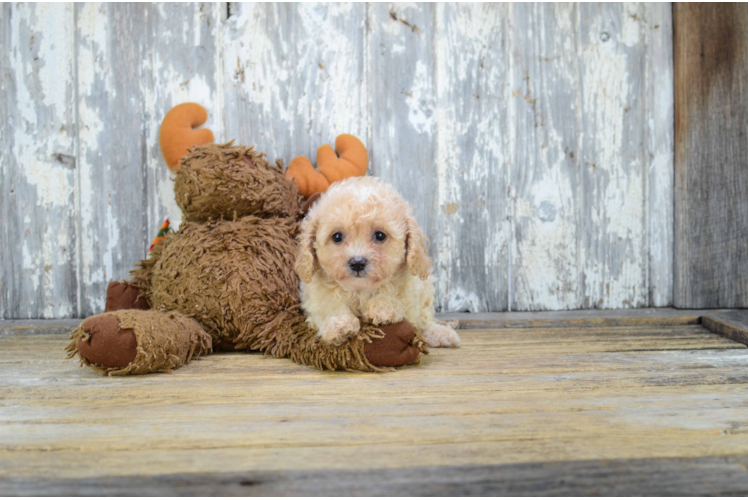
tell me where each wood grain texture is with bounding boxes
[508,3,582,311]
[221,3,368,164]
[6,455,748,496]
[1,3,79,319]
[644,3,675,308]
[674,3,748,308]
[440,308,706,329]
[434,4,510,312]
[2,320,748,495]
[702,310,748,346]
[0,307,728,332]
[578,3,648,309]
[75,4,150,316]
[1,3,676,317]
[509,4,674,311]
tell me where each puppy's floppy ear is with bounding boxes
[294,209,319,284]
[405,212,432,280]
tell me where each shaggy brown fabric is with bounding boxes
[148,216,300,348]
[142,214,426,371]
[68,141,428,375]
[66,310,212,375]
[125,238,167,295]
[255,311,393,372]
[76,315,138,368]
[104,281,150,312]
[174,143,300,222]
[268,315,427,372]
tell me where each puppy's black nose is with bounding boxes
[348,257,368,273]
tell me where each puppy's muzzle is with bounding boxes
[348,257,368,276]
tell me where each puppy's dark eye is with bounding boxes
[332,232,344,243]
[374,231,387,242]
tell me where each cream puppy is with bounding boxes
[294,176,461,348]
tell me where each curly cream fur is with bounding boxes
[295,177,461,348]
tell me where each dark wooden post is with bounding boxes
[674,3,748,308]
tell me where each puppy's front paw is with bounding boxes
[364,300,404,326]
[318,316,361,346]
[422,323,461,348]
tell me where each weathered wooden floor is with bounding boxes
[3,310,748,495]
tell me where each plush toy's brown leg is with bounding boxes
[364,321,424,368]
[104,281,149,312]
[249,312,427,372]
[67,310,212,375]
[76,315,138,368]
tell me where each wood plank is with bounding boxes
[673,3,748,308]
[8,342,748,371]
[6,385,748,434]
[433,4,510,312]
[0,318,80,333]
[75,4,149,316]
[1,308,740,335]
[1,3,79,319]
[6,359,748,410]
[702,310,748,346]
[221,3,368,166]
[6,325,742,359]
[578,3,649,309]
[6,454,748,496]
[2,412,748,484]
[3,415,748,461]
[644,3,675,307]
[0,308,731,331]
[508,3,582,311]
[439,307,717,329]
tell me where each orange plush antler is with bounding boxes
[159,103,215,172]
[285,134,369,197]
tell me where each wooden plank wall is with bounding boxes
[673,3,748,308]
[1,3,674,318]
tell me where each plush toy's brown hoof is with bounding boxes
[77,315,138,369]
[105,281,149,312]
[68,310,213,376]
[364,320,422,367]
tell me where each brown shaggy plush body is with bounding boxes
[149,217,300,348]
[67,142,426,375]
[175,143,299,222]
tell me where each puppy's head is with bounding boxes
[294,177,431,291]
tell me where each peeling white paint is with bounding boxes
[434,5,461,308]
[222,3,368,165]
[10,4,75,208]
[434,4,509,311]
[3,3,675,318]
[6,3,77,318]
[578,3,649,309]
[405,61,434,134]
[77,3,114,312]
[620,4,642,48]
